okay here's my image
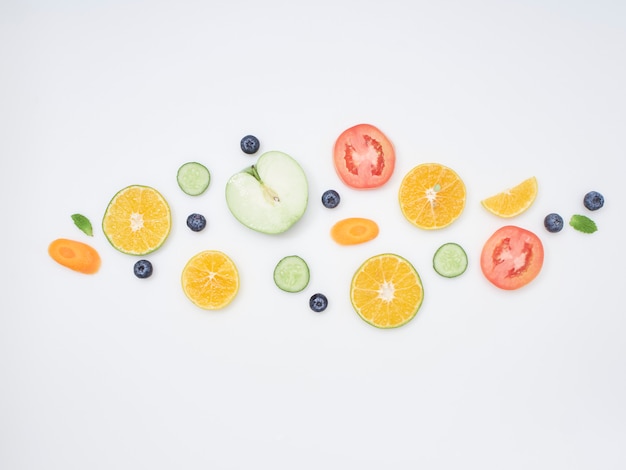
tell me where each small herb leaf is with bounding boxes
[569,214,597,234]
[71,213,94,236]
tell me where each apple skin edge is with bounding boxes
[225,151,309,234]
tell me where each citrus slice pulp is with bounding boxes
[182,250,239,310]
[102,185,171,255]
[350,253,424,329]
[480,176,538,218]
[398,163,466,230]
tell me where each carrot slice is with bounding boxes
[48,238,101,274]
[330,218,379,245]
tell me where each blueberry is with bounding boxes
[321,189,341,209]
[187,213,207,232]
[240,135,260,154]
[544,213,564,233]
[583,191,604,211]
[134,259,153,279]
[309,293,328,312]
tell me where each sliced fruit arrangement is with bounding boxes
[433,242,468,278]
[181,250,239,310]
[350,253,423,329]
[481,176,537,218]
[225,151,308,234]
[48,238,101,274]
[330,217,379,245]
[273,255,310,293]
[398,163,466,230]
[333,124,395,189]
[102,185,171,256]
[177,162,211,196]
[480,225,544,290]
[52,119,609,322]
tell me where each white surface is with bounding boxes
[1,1,625,469]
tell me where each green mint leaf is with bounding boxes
[569,214,598,234]
[71,213,93,236]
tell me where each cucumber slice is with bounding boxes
[433,242,468,278]
[177,162,210,196]
[273,255,310,293]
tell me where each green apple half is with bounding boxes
[225,151,309,234]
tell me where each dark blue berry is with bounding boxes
[544,213,564,233]
[309,293,328,312]
[321,189,340,209]
[240,135,260,154]
[583,191,604,211]
[187,213,207,232]
[134,259,153,279]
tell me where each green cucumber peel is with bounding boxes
[273,255,310,293]
[433,242,468,278]
[177,162,210,196]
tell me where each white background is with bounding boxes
[1,1,625,469]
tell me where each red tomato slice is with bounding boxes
[480,225,544,290]
[333,124,395,189]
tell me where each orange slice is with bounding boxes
[480,176,538,218]
[350,253,424,329]
[181,250,239,310]
[398,163,466,230]
[102,185,171,255]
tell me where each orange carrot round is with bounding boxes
[48,238,101,274]
[330,217,379,245]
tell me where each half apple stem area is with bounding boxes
[225,150,308,234]
[248,164,281,204]
[263,185,280,204]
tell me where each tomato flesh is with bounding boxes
[480,225,544,290]
[333,124,395,189]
